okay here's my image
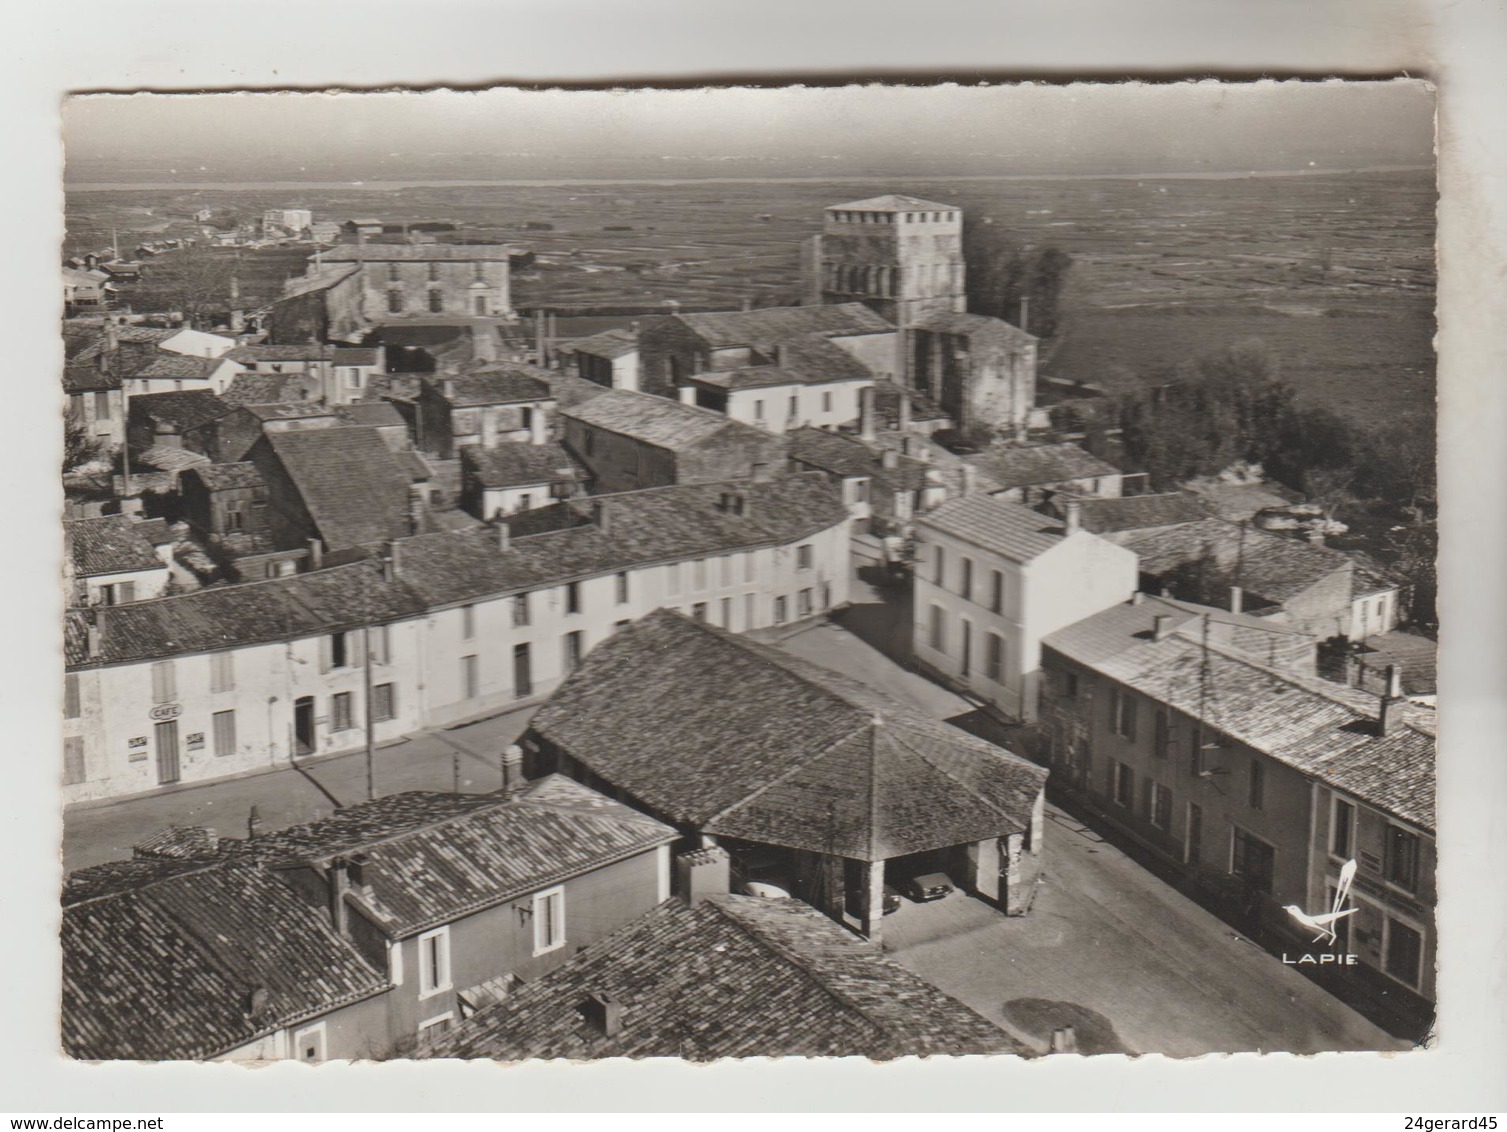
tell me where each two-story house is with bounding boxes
[65,515,171,608]
[414,367,554,459]
[911,494,1138,722]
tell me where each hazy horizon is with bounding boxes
[64,82,1434,185]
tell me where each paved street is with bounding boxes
[775,610,1410,1056]
[63,706,536,871]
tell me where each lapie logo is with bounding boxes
[1281,858,1360,966]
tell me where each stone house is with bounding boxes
[65,515,171,608]
[414,366,554,459]
[676,330,875,435]
[125,390,231,458]
[460,442,583,520]
[907,311,1038,439]
[318,245,513,321]
[64,359,125,453]
[522,610,1048,944]
[209,401,341,463]
[964,441,1124,507]
[560,387,788,494]
[566,328,640,391]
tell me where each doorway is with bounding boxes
[294,696,316,756]
[154,720,180,785]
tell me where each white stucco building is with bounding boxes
[911,494,1138,722]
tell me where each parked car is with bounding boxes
[900,872,954,902]
[883,885,902,915]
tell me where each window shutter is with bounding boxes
[318,635,332,674]
[64,673,81,719]
[118,581,136,603]
[349,630,366,668]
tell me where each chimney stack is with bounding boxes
[580,992,623,1038]
[501,743,525,797]
[327,857,352,937]
[897,390,912,431]
[1063,497,1082,536]
[1378,664,1404,736]
[529,404,548,446]
[307,537,323,571]
[407,484,428,536]
[880,448,900,470]
[591,500,611,534]
[85,611,102,659]
[675,845,731,906]
[244,986,269,1018]
[677,385,697,406]
[497,521,511,552]
[1152,614,1174,641]
[858,385,877,443]
[959,463,977,497]
[247,805,263,839]
[1229,585,1244,615]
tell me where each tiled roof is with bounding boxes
[1071,493,1210,534]
[333,401,406,429]
[1113,518,1353,602]
[434,367,552,407]
[686,336,873,388]
[275,263,359,301]
[965,442,1118,490]
[829,194,958,212]
[220,373,320,406]
[241,402,332,422]
[218,777,675,938]
[225,343,336,364]
[320,245,515,262]
[910,311,1036,346]
[787,427,931,493]
[119,353,226,381]
[426,895,1017,1060]
[549,371,614,411]
[462,442,580,489]
[330,347,382,366]
[562,388,770,451]
[566,328,637,359]
[689,365,813,391]
[63,363,121,394]
[68,559,424,668]
[1044,600,1434,831]
[185,462,265,491]
[128,390,231,431]
[257,428,414,553]
[139,445,212,473]
[396,475,848,609]
[917,494,1067,563]
[675,303,893,349]
[530,610,1045,858]
[1182,480,1301,522]
[66,515,166,578]
[62,861,387,1060]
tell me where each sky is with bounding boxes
[62,81,1435,181]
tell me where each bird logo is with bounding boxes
[1283,859,1358,946]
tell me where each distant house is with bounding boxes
[309,221,341,245]
[329,346,387,405]
[1108,517,1357,642]
[566,328,640,391]
[247,427,417,564]
[220,371,324,409]
[266,264,366,345]
[126,390,231,457]
[560,387,788,494]
[523,609,1048,942]
[210,401,341,463]
[911,493,1139,722]
[112,351,244,397]
[341,218,385,240]
[677,330,875,434]
[965,441,1124,506]
[460,442,583,519]
[157,327,239,360]
[64,359,125,452]
[179,462,308,581]
[332,400,410,451]
[65,515,171,607]
[62,266,115,313]
[1043,491,1209,535]
[786,424,943,537]
[1348,552,1408,642]
[637,303,898,398]
[318,244,514,320]
[426,893,1020,1060]
[415,365,555,458]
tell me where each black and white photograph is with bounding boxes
[52,80,1448,1066]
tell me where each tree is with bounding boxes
[159,242,238,329]
[961,220,1073,339]
[63,416,101,474]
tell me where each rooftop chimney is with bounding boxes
[1152,614,1174,641]
[880,448,900,470]
[678,385,697,406]
[959,463,977,497]
[307,537,323,572]
[1378,664,1405,736]
[407,484,428,536]
[247,805,263,839]
[858,385,877,443]
[675,845,731,906]
[501,743,525,797]
[327,857,353,938]
[1229,585,1244,615]
[442,378,456,400]
[580,992,624,1038]
[1063,498,1082,536]
[497,521,511,552]
[244,986,269,1018]
[897,391,912,431]
[591,500,611,534]
[85,611,102,659]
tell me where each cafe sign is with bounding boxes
[149,703,182,722]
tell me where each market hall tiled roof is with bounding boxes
[255,427,414,554]
[562,388,772,451]
[62,860,388,1061]
[916,493,1069,563]
[964,441,1119,491]
[529,610,1046,860]
[424,895,1019,1061]
[461,442,581,489]
[1044,599,1435,832]
[66,515,166,578]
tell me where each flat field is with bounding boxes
[66,169,1435,428]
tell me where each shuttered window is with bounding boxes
[331,692,354,731]
[150,661,176,704]
[64,673,81,719]
[63,737,86,785]
[213,710,236,757]
[209,652,234,694]
[373,683,397,722]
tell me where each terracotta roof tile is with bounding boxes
[916,494,1067,562]
[257,428,413,553]
[965,442,1118,490]
[66,516,166,578]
